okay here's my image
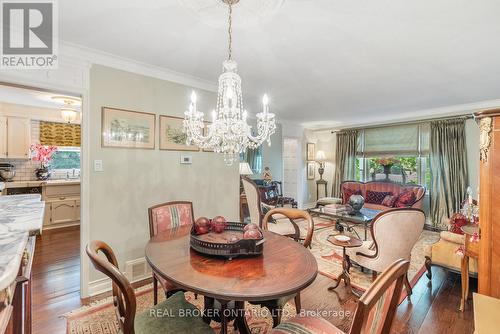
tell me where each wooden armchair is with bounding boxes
[251,208,314,327]
[148,201,195,305]
[272,259,410,334]
[86,240,212,334]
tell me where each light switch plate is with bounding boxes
[180,155,192,164]
[94,159,103,171]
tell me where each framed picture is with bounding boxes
[202,121,214,152]
[307,161,316,180]
[159,115,199,151]
[101,107,155,149]
[307,143,315,161]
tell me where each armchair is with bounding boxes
[346,208,425,296]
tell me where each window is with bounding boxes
[355,123,430,191]
[51,148,81,170]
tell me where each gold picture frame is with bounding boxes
[101,107,156,149]
[159,115,199,151]
[307,143,315,161]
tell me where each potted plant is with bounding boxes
[374,157,400,181]
[30,144,58,180]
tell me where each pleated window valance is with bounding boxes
[39,121,81,147]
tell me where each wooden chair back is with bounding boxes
[241,176,264,226]
[262,208,314,248]
[86,240,136,334]
[349,259,410,334]
[148,201,195,237]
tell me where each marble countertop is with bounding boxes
[0,194,45,292]
[0,232,28,291]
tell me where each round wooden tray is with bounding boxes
[190,221,265,259]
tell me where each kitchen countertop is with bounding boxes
[0,194,44,292]
[2,179,80,188]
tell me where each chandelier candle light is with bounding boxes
[183,0,276,165]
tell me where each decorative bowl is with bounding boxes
[348,194,365,212]
[334,235,350,242]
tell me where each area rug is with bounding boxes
[64,287,313,334]
[65,219,439,333]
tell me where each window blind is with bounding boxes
[39,121,81,147]
[362,124,419,156]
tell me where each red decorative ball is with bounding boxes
[243,223,259,231]
[194,217,211,235]
[243,229,262,240]
[211,216,227,233]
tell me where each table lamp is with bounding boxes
[315,150,327,181]
[239,162,253,176]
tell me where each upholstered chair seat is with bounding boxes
[125,292,213,334]
[272,316,343,334]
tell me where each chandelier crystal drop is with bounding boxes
[183,0,276,166]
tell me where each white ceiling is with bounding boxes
[0,85,81,111]
[59,0,500,128]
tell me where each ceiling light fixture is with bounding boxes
[52,96,81,123]
[183,0,276,166]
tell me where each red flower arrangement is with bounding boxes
[374,157,400,167]
[30,144,58,168]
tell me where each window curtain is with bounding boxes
[429,118,468,229]
[40,121,81,146]
[332,130,358,197]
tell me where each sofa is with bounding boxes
[340,180,426,211]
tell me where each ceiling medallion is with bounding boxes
[183,0,276,166]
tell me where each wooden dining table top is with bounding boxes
[145,225,318,302]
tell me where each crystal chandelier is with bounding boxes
[183,0,276,166]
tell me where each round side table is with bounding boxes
[327,235,363,296]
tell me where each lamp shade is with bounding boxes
[315,150,327,162]
[239,162,253,175]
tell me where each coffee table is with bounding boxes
[308,207,380,240]
[327,235,363,296]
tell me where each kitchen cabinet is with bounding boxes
[42,182,80,230]
[0,116,30,159]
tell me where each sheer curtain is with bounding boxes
[430,118,468,229]
[332,130,359,197]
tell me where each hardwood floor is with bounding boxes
[32,226,475,334]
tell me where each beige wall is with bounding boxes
[465,119,480,198]
[88,65,239,282]
[262,123,283,182]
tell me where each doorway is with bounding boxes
[283,137,299,204]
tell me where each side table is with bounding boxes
[327,235,363,296]
[460,224,479,311]
[316,179,328,200]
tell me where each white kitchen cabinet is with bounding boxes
[0,116,7,158]
[7,117,30,158]
[42,182,81,229]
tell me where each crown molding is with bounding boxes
[301,99,500,131]
[60,42,217,92]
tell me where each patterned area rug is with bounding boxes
[65,219,439,333]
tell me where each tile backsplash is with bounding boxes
[0,120,80,181]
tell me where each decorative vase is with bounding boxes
[383,164,393,180]
[348,194,365,212]
[35,167,51,181]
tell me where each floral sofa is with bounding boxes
[340,180,426,211]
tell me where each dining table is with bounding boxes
[145,224,318,334]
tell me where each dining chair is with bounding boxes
[86,240,213,334]
[272,259,410,334]
[242,176,308,242]
[345,208,425,297]
[253,207,314,327]
[148,201,195,305]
